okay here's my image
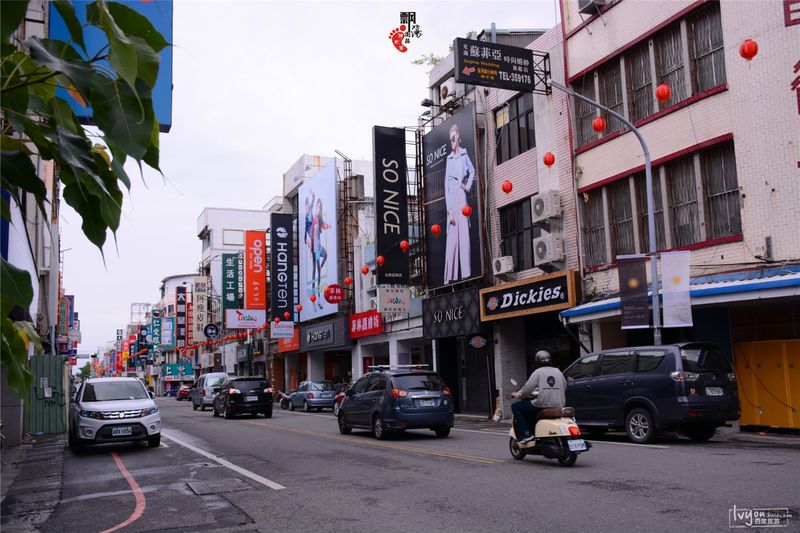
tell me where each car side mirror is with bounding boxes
[149,391,155,399]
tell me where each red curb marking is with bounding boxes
[100,452,146,533]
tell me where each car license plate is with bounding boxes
[321,393,332,398]
[705,387,724,396]
[112,426,132,437]
[418,399,436,407]
[245,395,258,402]
[567,439,587,452]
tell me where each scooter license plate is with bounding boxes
[567,439,587,452]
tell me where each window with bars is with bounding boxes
[634,172,666,252]
[581,189,607,266]
[655,23,688,107]
[666,157,700,247]
[495,94,535,165]
[607,179,635,257]
[701,143,741,239]
[499,199,534,271]
[689,2,726,93]
[598,61,625,133]
[625,42,653,123]
[573,75,597,148]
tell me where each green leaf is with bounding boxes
[107,2,169,52]
[26,37,93,98]
[91,74,153,160]
[0,150,47,201]
[48,96,80,134]
[128,35,160,89]
[62,181,107,248]
[109,146,131,190]
[7,115,59,161]
[1,53,30,112]
[1,257,33,317]
[87,1,137,90]
[54,124,111,196]
[142,116,160,171]
[1,314,33,406]
[52,0,86,53]
[1,0,29,41]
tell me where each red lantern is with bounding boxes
[543,152,555,167]
[310,293,317,302]
[296,303,303,311]
[361,265,369,275]
[344,276,352,286]
[431,224,441,236]
[501,180,513,194]
[655,83,671,103]
[274,317,280,323]
[399,240,409,252]
[376,255,385,266]
[256,327,262,333]
[592,116,606,133]
[461,205,472,217]
[283,311,290,320]
[739,38,758,61]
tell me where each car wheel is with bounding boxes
[434,427,450,438]
[147,433,161,448]
[509,437,526,460]
[333,403,340,417]
[558,452,578,467]
[213,405,219,417]
[200,403,207,412]
[224,404,233,419]
[192,400,198,411]
[685,424,717,442]
[68,429,85,453]
[264,408,273,419]
[281,398,289,410]
[289,400,295,412]
[625,407,656,444]
[338,413,351,435]
[373,415,388,440]
[303,400,310,413]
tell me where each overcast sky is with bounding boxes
[62,0,559,354]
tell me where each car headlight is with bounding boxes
[141,406,159,416]
[80,410,103,420]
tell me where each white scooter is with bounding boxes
[507,380,591,467]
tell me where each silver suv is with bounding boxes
[69,377,161,450]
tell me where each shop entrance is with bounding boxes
[437,337,492,415]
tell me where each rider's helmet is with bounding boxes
[534,350,552,366]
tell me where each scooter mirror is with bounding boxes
[510,378,518,387]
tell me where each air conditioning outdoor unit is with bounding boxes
[531,190,562,223]
[534,233,565,266]
[492,256,515,275]
[578,0,607,15]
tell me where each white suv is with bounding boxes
[69,377,161,450]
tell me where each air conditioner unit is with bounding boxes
[492,256,515,275]
[578,0,607,15]
[534,233,565,265]
[531,190,562,223]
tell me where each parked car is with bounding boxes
[190,372,230,411]
[563,342,740,444]
[212,377,274,419]
[69,377,161,450]
[337,367,454,439]
[288,380,336,412]
[176,384,191,401]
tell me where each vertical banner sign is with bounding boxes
[175,286,187,349]
[270,213,295,321]
[151,316,161,348]
[222,253,239,318]
[245,231,266,310]
[58,297,69,338]
[373,126,410,285]
[618,255,650,329]
[662,251,692,327]
[161,317,175,349]
[193,276,209,336]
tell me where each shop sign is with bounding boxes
[175,286,187,348]
[300,317,350,351]
[252,339,264,357]
[245,230,267,310]
[236,345,250,363]
[479,270,577,322]
[270,213,295,321]
[377,287,410,314]
[162,363,193,382]
[271,320,294,339]
[469,335,487,349]
[222,253,241,313]
[278,327,300,353]
[373,126,410,285]
[324,284,345,304]
[349,309,383,339]
[422,288,481,339]
[225,309,267,329]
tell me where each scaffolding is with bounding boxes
[335,151,356,314]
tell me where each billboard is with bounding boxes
[298,159,338,321]
[270,213,295,321]
[193,276,209,337]
[225,309,267,329]
[422,104,482,289]
[373,126,409,285]
[245,230,267,310]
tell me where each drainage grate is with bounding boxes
[186,478,252,495]
[15,456,59,465]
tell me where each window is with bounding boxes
[689,3,726,93]
[82,381,148,402]
[655,23,687,106]
[599,351,632,376]
[392,373,445,391]
[701,143,741,239]
[367,374,387,392]
[635,172,666,251]
[635,350,666,372]
[311,381,335,391]
[607,179,635,257]
[680,345,733,374]
[581,189,607,266]
[352,376,370,394]
[574,75,597,148]
[598,61,624,133]
[499,199,533,271]
[565,354,599,380]
[223,229,244,246]
[495,93,535,164]
[666,157,700,247]
[625,42,653,123]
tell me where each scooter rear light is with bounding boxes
[442,387,452,396]
[307,393,314,399]
[569,426,581,437]
[391,389,407,398]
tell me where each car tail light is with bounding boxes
[229,388,241,395]
[391,389,408,398]
[264,387,273,394]
[670,371,700,382]
[569,426,581,437]
[307,393,314,399]
[687,410,702,417]
[442,387,452,396]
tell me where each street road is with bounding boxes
[43,398,799,532]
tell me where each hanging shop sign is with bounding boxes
[271,320,295,339]
[245,230,267,310]
[453,37,549,94]
[299,316,350,351]
[162,363,194,382]
[422,288,481,339]
[193,276,209,337]
[222,253,241,315]
[480,270,578,322]
[324,284,345,304]
[252,339,264,357]
[278,327,300,353]
[237,345,250,363]
[376,287,410,314]
[349,309,383,339]
[373,126,410,285]
[175,286,187,349]
[617,255,649,329]
[270,213,295,321]
[225,309,267,329]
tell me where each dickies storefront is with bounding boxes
[481,271,581,389]
[282,317,353,390]
[423,288,494,415]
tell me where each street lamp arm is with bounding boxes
[546,78,662,345]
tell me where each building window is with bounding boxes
[581,189,607,266]
[574,75,597,148]
[607,179,635,257]
[499,199,533,271]
[701,143,741,239]
[495,93,535,164]
[598,61,625,134]
[666,157,700,247]
[634,172,666,251]
[689,2,726,93]
[655,23,687,107]
[625,42,653,123]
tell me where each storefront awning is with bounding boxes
[560,267,800,325]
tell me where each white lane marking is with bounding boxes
[161,432,285,490]
[451,427,669,449]
[160,441,170,448]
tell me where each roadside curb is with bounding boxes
[0,433,67,532]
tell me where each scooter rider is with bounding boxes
[510,350,567,445]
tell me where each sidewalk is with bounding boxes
[1,433,66,533]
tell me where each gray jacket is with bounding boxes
[516,366,567,408]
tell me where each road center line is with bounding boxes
[161,431,285,490]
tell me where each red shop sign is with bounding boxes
[349,309,383,339]
[324,284,345,304]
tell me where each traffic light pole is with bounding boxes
[546,78,662,345]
